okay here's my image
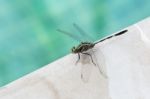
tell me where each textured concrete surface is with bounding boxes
[0,17,150,99]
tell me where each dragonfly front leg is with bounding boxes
[75,53,80,65]
[81,52,96,66]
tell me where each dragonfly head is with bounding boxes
[71,46,76,53]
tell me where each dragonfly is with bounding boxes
[57,23,128,82]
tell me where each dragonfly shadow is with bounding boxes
[76,49,107,83]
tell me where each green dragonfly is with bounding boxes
[57,23,127,82]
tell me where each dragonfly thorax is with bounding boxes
[71,42,95,53]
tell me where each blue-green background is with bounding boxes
[0,0,149,87]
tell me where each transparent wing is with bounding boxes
[80,49,107,83]
[80,62,93,83]
[78,52,94,83]
[91,49,107,78]
[73,23,94,41]
[57,29,81,42]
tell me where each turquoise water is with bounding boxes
[0,0,150,86]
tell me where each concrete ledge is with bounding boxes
[0,17,150,99]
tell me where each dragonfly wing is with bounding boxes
[91,49,108,78]
[79,53,94,83]
[80,63,93,83]
[73,23,94,41]
[79,49,107,83]
[57,29,81,41]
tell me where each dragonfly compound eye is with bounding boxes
[71,47,76,53]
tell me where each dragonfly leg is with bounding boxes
[82,52,96,66]
[75,53,80,65]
